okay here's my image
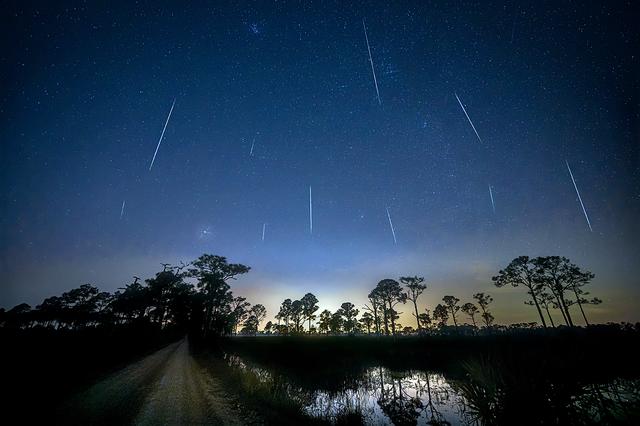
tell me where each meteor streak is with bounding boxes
[250,137,255,156]
[488,185,496,213]
[565,160,593,232]
[386,207,397,245]
[454,93,482,143]
[309,186,313,235]
[262,223,266,241]
[120,200,126,219]
[362,19,381,105]
[149,98,176,171]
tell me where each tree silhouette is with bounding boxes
[359,312,374,334]
[187,254,250,336]
[289,300,304,333]
[301,293,319,334]
[461,302,479,327]
[473,293,495,327]
[276,298,292,333]
[146,270,185,327]
[493,256,547,328]
[534,256,600,326]
[230,296,251,334]
[442,296,461,328]
[433,304,449,328]
[533,256,576,326]
[2,253,269,338]
[418,309,432,330]
[526,291,555,327]
[340,302,359,334]
[363,289,384,334]
[5,303,32,328]
[400,276,427,332]
[318,309,332,334]
[374,279,407,335]
[241,304,266,335]
[329,310,343,333]
[112,278,150,324]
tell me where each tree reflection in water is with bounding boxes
[224,353,639,425]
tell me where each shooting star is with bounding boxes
[250,137,255,156]
[565,160,593,232]
[488,185,496,213]
[309,186,313,235]
[262,223,266,242]
[149,97,176,171]
[386,207,397,245]
[454,93,482,144]
[120,200,126,219]
[362,18,381,105]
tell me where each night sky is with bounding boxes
[1,1,638,325]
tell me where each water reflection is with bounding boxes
[224,354,639,425]
[306,368,464,425]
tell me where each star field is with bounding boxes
[1,1,638,323]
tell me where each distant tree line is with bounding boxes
[0,254,262,337]
[269,278,499,335]
[268,256,601,335]
[1,254,602,336]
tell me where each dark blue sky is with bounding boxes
[1,1,638,324]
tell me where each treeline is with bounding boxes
[1,254,603,336]
[0,254,261,337]
[269,280,497,335]
[269,255,602,335]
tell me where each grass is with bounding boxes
[191,326,640,425]
[193,342,332,425]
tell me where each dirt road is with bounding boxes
[59,338,244,425]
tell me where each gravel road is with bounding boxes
[59,338,244,425]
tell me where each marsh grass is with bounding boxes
[192,327,640,425]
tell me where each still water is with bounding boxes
[225,354,639,425]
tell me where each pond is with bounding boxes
[224,353,640,425]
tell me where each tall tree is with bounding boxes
[375,279,407,335]
[433,304,449,328]
[526,291,555,327]
[493,256,547,328]
[277,299,292,333]
[340,302,359,334]
[418,309,432,330]
[473,292,495,327]
[363,289,383,334]
[533,256,575,326]
[461,302,478,327]
[289,300,304,333]
[359,312,374,334]
[242,304,267,335]
[400,276,427,331]
[250,304,267,326]
[442,296,461,328]
[187,254,250,336]
[535,256,601,326]
[112,279,150,323]
[300,293,319,333]
[318,309,332,334]
[230,296,251,334]
[329,310,343,333]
